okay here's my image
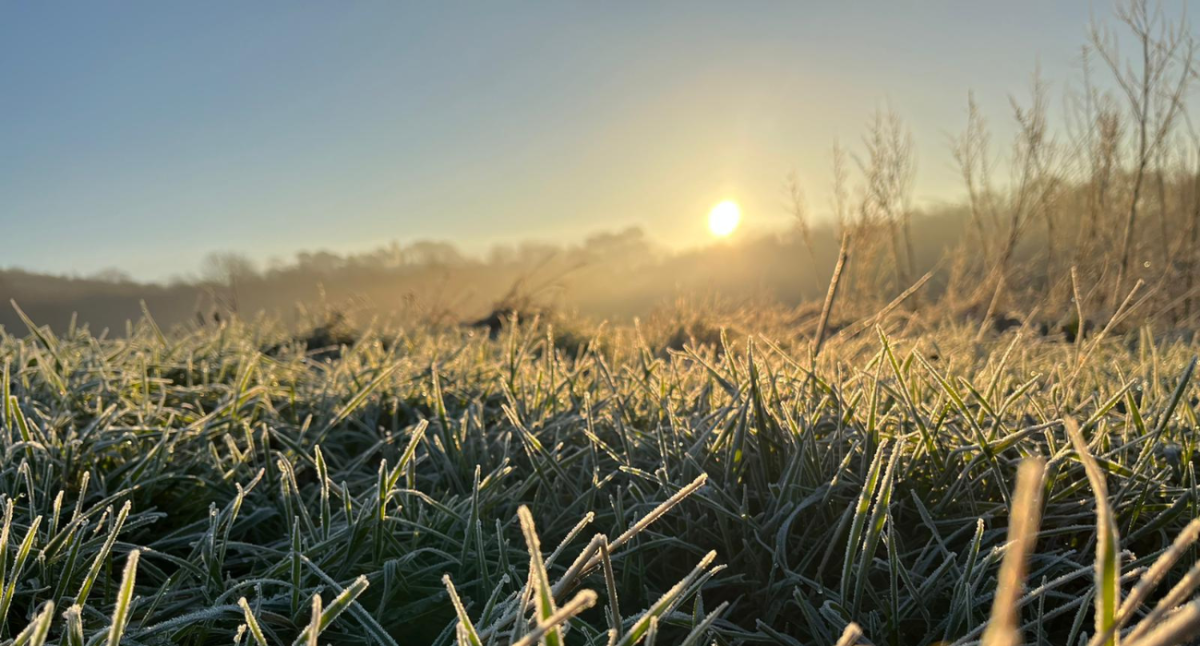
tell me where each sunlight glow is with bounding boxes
[708,200,741,237]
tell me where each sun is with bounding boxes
[708,200,741,237]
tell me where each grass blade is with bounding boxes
[982,458,1045,646]
[106,549,140,646]
[1067,418,1121,646]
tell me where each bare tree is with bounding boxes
[785,171,819,288]
[857,106,917,291]
[1090,0,1196,304]
[953,91,999,273]
[202,252,258,316]
[1183,113,1200,318]
[999,72,1057,282]
[830,140,852,238]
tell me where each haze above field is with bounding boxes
[1,1,1105,281]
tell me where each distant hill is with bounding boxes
[1,207,975,335]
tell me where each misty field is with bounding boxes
[2,306,1200,646]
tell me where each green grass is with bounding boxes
[4,309,1200,644]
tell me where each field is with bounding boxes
[2,306,1200,646]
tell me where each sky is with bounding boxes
[0,2,1125,280]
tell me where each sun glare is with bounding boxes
[708,200,741,237]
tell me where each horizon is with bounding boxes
[0,1,1112,281]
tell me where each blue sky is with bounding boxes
[0,2,1117,279]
